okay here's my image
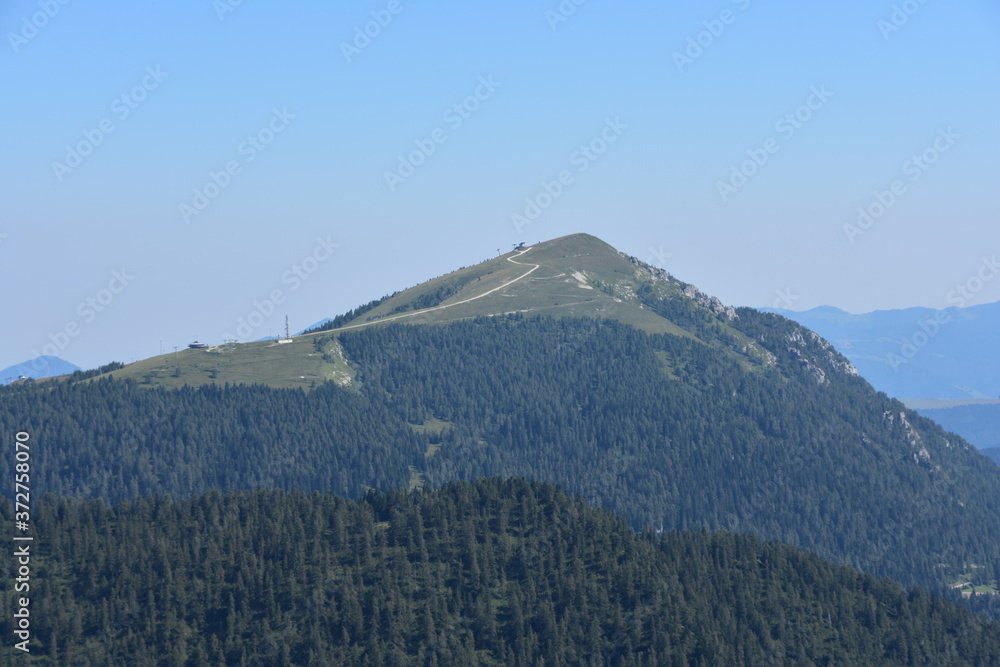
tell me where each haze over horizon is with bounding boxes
[3,0,998,371]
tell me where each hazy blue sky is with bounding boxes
[2,0,998,370]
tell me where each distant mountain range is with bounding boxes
[1,355,79,383]
[766,303,1000,399]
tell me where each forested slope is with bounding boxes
[2,479,998,665]
[0,379,422,500]
[336,315,1000,589]
[4,314,1000,595]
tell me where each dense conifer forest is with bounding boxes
[3,314,1000,597]
[5,276,1000,662]
[2,479,999,665]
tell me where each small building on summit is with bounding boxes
[188,341,208,349]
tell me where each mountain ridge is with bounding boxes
[8,233,1000,597]
[93,233,831,390]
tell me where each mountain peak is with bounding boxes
[533,231,615,250]
[95,233,856,394]
[2,355,80,384]
[304,232,702,337]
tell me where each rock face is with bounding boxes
[808,331,860,377]
[784,329,861,385]
[619,253,740,322]
[621,252,740,321]
[681,284,739,321]
[884,410,941,469]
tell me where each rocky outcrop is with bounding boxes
[784,328,859,384]
[681,285,739,321]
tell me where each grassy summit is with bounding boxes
[90,233,755,389]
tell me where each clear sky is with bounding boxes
[2,0,998,371]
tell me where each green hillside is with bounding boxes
[8,315,1000,597]
[62,334,355,391]
[308,233,703,337]
[8,232,1000,599]
[3,479,998,665]
[89,234,746,390]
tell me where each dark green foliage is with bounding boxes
[302,292,399,334]
[0,379,422,500]
[389,278,471,315]
[67,361,125,382]
[2,479,998,665]
[306,276,473,327]
[337,316,1000,591]
[4,314,1000,596]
